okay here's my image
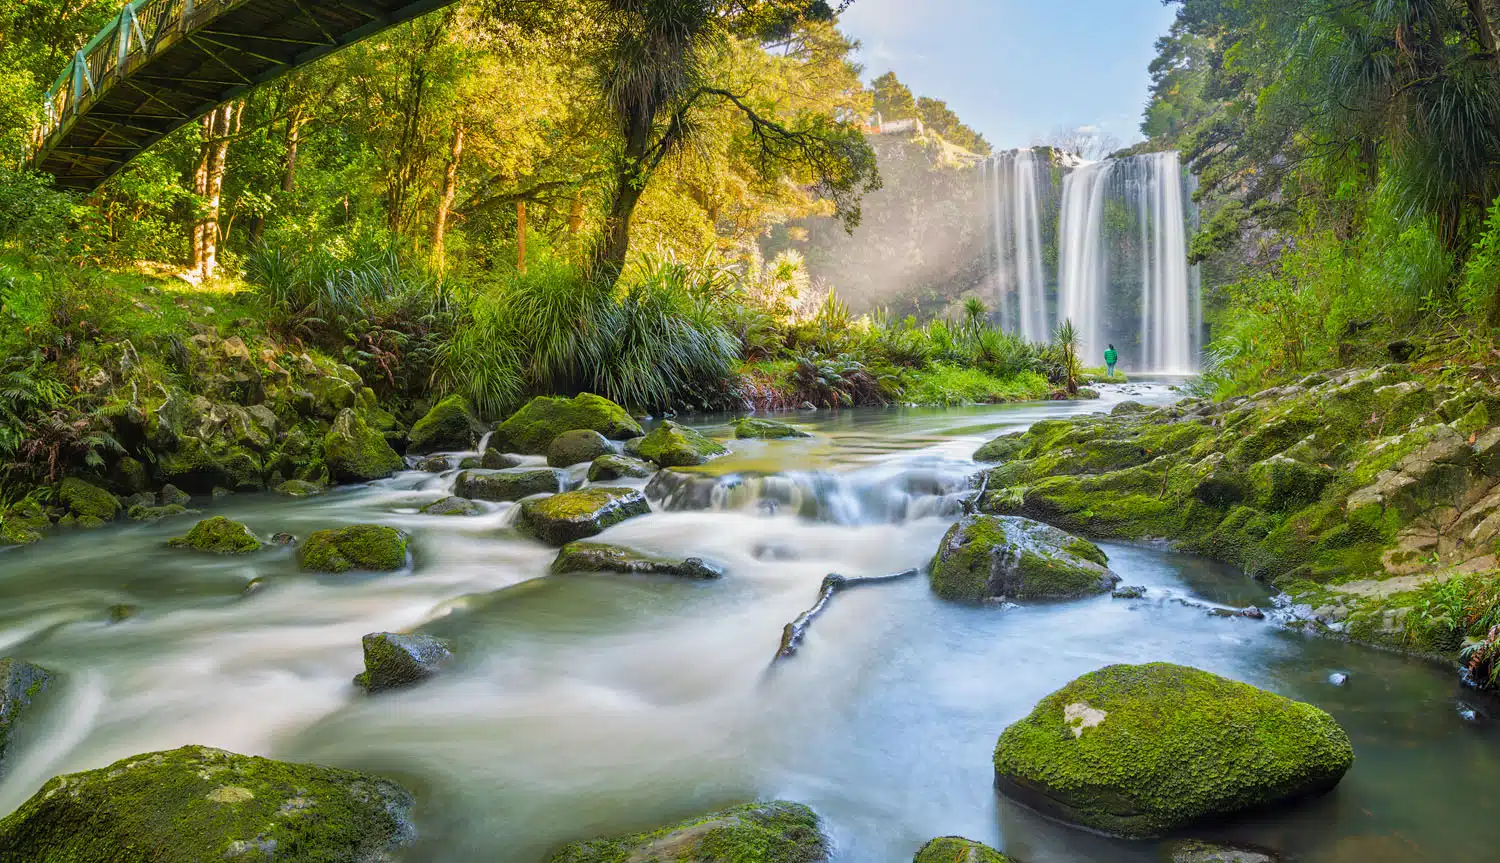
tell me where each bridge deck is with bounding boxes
[31,0,456,192]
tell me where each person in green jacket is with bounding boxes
[1104,344,1118,378]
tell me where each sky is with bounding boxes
[836,0,1179,151]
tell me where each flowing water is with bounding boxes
[1057,159,1115,361]
[2,384,1497,862]
[985,150,1050,343]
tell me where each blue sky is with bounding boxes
[836,0,1178,150]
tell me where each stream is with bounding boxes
[2,384,1498,862]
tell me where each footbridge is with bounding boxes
[29,0,457,191]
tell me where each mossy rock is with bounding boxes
[455,468,567,502]
[273,479,324,497]
[1,501,49,545]
[993,662,1354,839]
[127,503,191,522]
[547,800,829,863]
[493,393,644,455]
[305,374,359,417]
[588,454,656,482]
[974,433,1027,464]
[0,745,415,862]
[913,836,1010,863]
[265,425,328,485]
[59,477,119,523]
[421,496,482,516]
[548,429,616,467]
[408,394,485,454]
[1247,455,1332,512]
[298,525,408,573]
[0,658,53,770]
[930,515,1117,603]
[734,417,811,440]
[1166,840,1281,863]
[156,436,265,493]
[167,517,261,554]
[325,408,403,484]
[634,421,728,468]
[517,488,651,547]
[159,484,192,507]
[482,447,522,469]
[354,632,454,693]
[417,455,451,473]
[551,542,724,579]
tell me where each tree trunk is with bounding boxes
[568,191,585,234]
[516,200,527,274]
[190,113,212,275]
[196,102,236,281]
[591,108,654,284]
[430,123,464,266]
[1466,0,1498,59]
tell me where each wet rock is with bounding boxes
[422,496,481,516]
[1112,400,1149,416]
[546,800,829,863]
[455,468,567,502]
[354,632,454,693]
[167,517,261,554]
[1077,387,1101,400]
[0,658,53,770]
[120,492,154,511]
[211,486,233,499]
[417,455,450,473]
[408,394,485,454]
[734,417,811,440]
[0,745,415,860]
[913,836,1011,862]
[974,433,1027,464]
[547,429,615,467]
[993,662,1354,838]
[324,408,404,484]
[930,515,1118,603]
[1328,672,1349,686]
[1112,585,1146,599]
[129,501,190,522]
[265,425,328,486]
[273,479,324,497]
[107,604,138,623]
[492,393,643,454]
[457,456,483,469]
[1167,839,1281,863]
[588,454,655,482]
[551,542,724,579]
[269,533,296,546]
[482,448,521,469]
[1239,606,1266,620]
[298,525,408,573]
[516,487,651,546]
[632,421,729,468]
[1458,702,1482,722]
[58,477,119,526]
[242,577,268,597]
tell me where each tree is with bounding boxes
[916,96,990,154]
[1039,125,1120,161]
[870,71,916,122]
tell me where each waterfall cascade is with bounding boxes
[982,147,1201,372]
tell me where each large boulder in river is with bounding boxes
[547,800,829,863]
[0,659,52,771]
[992,663,1354,839]
[58,478,119,527]
[588,454,655,482]
[298,524,408,573]
[456,468,567,502]
[974,433,1027,464]
[354,632,454,693]
[0,745,416,861]
[548,429,615,467]
[324,408,403,483]
[734,417,811,440]
[408,394,485,454]
[913,837,1011,863]
[168,517,261,554]
[552,542,724,579]
[631,421,728,468]
[930,515,1117,603]
[517,487,651,546]
[492,393,643,455]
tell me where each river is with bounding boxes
[1,384,1497,862]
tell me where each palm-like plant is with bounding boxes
[1053,318,1080,394]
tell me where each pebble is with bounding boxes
[270,532,296,546]
[1328,672,1349,687]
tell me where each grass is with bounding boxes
[902,365,1052,405]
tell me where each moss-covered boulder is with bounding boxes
[734,417,811,440]
[0,658,52,770]
[265,425,328,486]
[482,447,522,469]
[160,484,192,507]
[455,468,567,502]
[993,663,1354,839]
[273,479,324,497]
[127,503,190,522]
[974,433,1027,464]
[913,837,1010,863]
[156,435,265,493]
[167,517,261,554]
[548,429,615,467]
[1247,455,1333,512]
[324,409,404,484]
[408,394,486,454]
[0,745,415,862]
[547,801,829,863]
[551,542,724,579]
[633,421,729,468]
[517,488,651,546]
[1,501,49,545]
[354,632,454,693]
[59,478,119,525]
[930,515,1117,603]
[298,525,408,573]
[588,454,656,482]
[493,393,643,454]
[421,496,481,516]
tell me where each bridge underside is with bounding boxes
[34,0,456,192]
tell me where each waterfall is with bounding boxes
[985,150,1050,342]
[1130,151,1197,373]
[1057,160,1115,363]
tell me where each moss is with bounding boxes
[167,517,261,554]
[266,425,329,485]
[1,658,53,768]
[1,501,49,545]
[274,479,324,497]
[324,408,403,484]
[408,394,485,454]
[930,515,1115,603]
[455,468,567,502]
[354,632,454,693]
[974,433,1027,464]
[517,488,652,547]
[493,393,644,454]
[298,525,408,573]
[633,421,728,468]
[734,417,812,440]
[547,801,828,863]
[993,663,1354,839]
[156,436,265,493]
[59,477,119,522]
[548,429,615,467]
[1246,455,1333,512]
[0,745,415,862]
[159,484,192,507]
[551,542,724,579]
[127,503,190,522]
[588,454,656,482]
[912,837,1010,863]
[421,496,481,516]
